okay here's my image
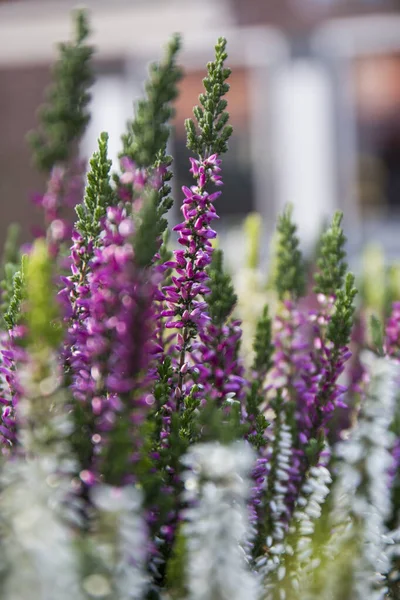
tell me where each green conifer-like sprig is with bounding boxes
[244,213,262,270]
[185,37,233,157]
[75,132,116,244]
[166,526,188,599]
[195,399,248,445]
[314,211,348,296]
[369,314,385,357]
[252,304,274,375]
[120,36,181,239]
[327,272,357,350]
[153,150,174,234]
[275,205,306,301]
[28,10,93,172]
[0,224,20,274]
[245,306,273,451]
[25,240,62,350]
[206,249,237,326]
[0,224,21,328]
[121,35,182,167]
[133,188,163,268]
[4,255,27,331]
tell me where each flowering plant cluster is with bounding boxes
[1,11,400,600]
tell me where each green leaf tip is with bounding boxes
[185,36,233,157]
[28,9,94,172]
[25,240,61,349]
[75,131,116,244]
[206,249,237,326]
[314,211,348,296]
[121,34,182,167]
[275,204,305,301]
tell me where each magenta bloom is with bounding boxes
[33,160,86,257]
[193,319,246,404]
[67,205,159,484]
[0,327,26,449]
[386,301,400,358]
[160,155,223,402]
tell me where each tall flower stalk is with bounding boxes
[161,37,232,408]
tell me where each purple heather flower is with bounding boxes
[33,160,86,257]
[68,205,159,484]
[301,294,352,438]
[0,327,26,450]
[264,294,354,521]
[160,155,222,404]
[192,319,247,404]
[386,301,400,358]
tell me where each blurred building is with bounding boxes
[1,0,400,267]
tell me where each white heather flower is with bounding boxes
[90,484,149,600]
[0,356,83,600]
[0,457,82,600]
[181,441,260,600]
[329,351,400,600]
[255,414,293,582]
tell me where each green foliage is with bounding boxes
[179,388,201,442]
[314,212,348,296]
[247,406,268,451]
[206,249,237,326]
[369,314,385,357]
[134,189,163,268]
[305,433,326,467]
[154,356,174,411]
[75,132,116,243]
[246,305,273,450]
[157,230,174,286]
[185,37,233,157]
[4,255,27,331]
[0,224,21,328]
[0,223,20,271]
[25,240,62,348]
[153,151,175,235]
[166,526,188,599]
[328,272,357,350]
[275,205,305,301]
[28,10,93,172]
[252,304,273,375]
[195,399,248,445]
[244,212,262,270]
[121,35,182,167]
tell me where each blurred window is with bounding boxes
[352,54,400,220]
[172,67,255,223]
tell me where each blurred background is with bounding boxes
[1,0,400,271]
